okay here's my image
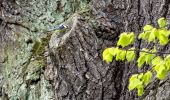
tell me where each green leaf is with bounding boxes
[154,64,160,72]
[138,73,143,79]
[152,56,162,67]
[137,49,148,67]
[104,55,113,63]
[116,49,126,61]
[117,32,130,47]
[138,31,151,40]
[164,55,170,71]
[142,71,152,85]
[129,32,135,43]
[117,32,135,47]
[158,17,167,28]
[138,32,145,39]
[145,54,152,64]
[116,50,121,61]
[103,48,113,63]
[128,74,141,91]
[120,50,126,61]
[130,74,138,82]
[108,47,117,56]
[167,30,170,36]
[143,25,153,31]
[165,61,170,71]
[137,54,146,68]
[137,48,155,66]
[155,64,167,80]
[159,29,170,37]
[157,31,169,45]
[157,68,167,80]
[137,84,144,96]
[151,28,159,38]
[148,28,156,42]
[126,48,135,62]
[145,52,155,65]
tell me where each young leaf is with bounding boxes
[103,48,109,58]
[115,49,122,61]
[146,51,155,65]
[145,54,152,64]
[120,50,126,61]
[138,73,143,79]
[164,55,170,71]
[138,32,145,39]
[158,17,167,28]
[138,31,151,40]
[104,55,113,63]
[108,47,117,56]
[165,60,170,71]
[129,32,135,43]
[117,32,130,47]
[152,56,162,67]
[157,31,169,45]
[137,83,144,96]
[155,64,167,80]
[137,54,146,68]
[137,49,148,67]
[151,28,159,38]
[143,25,153,31]
[116,49,126,61]
[148,29,156,42]
[167,30,170,36]
[103,48,113,63]
[142,71,152,85]
[126,48,135,62]
[128,74,141,91]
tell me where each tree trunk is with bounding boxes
[0,0,170,100]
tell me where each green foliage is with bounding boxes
[128,71,152,96]
[155,64,167,80]
[137,48,155,67]
[102,17,170,96]
[143,25,153,31]
[142,71,152,85]
[117,32,134,47]
[102,48,114,63]
[152,55,170,80]
[152,56,162,66]
[158,17,167,28]
[138,18,170,45]
[128,74,141,90]
[137,83,144,96]
[116,49,126,61]
[157,29,169,45]
[148,28,157,42]
[126,48,135,62]
[164,55,170,70]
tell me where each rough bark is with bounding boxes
[0,0,170,100]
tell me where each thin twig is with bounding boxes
[121,48,170,54]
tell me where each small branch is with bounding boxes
[159,77,169,86]
[121,48,170,54]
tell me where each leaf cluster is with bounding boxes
[102,17,170,96]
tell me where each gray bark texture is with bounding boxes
[0,0,170,100]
